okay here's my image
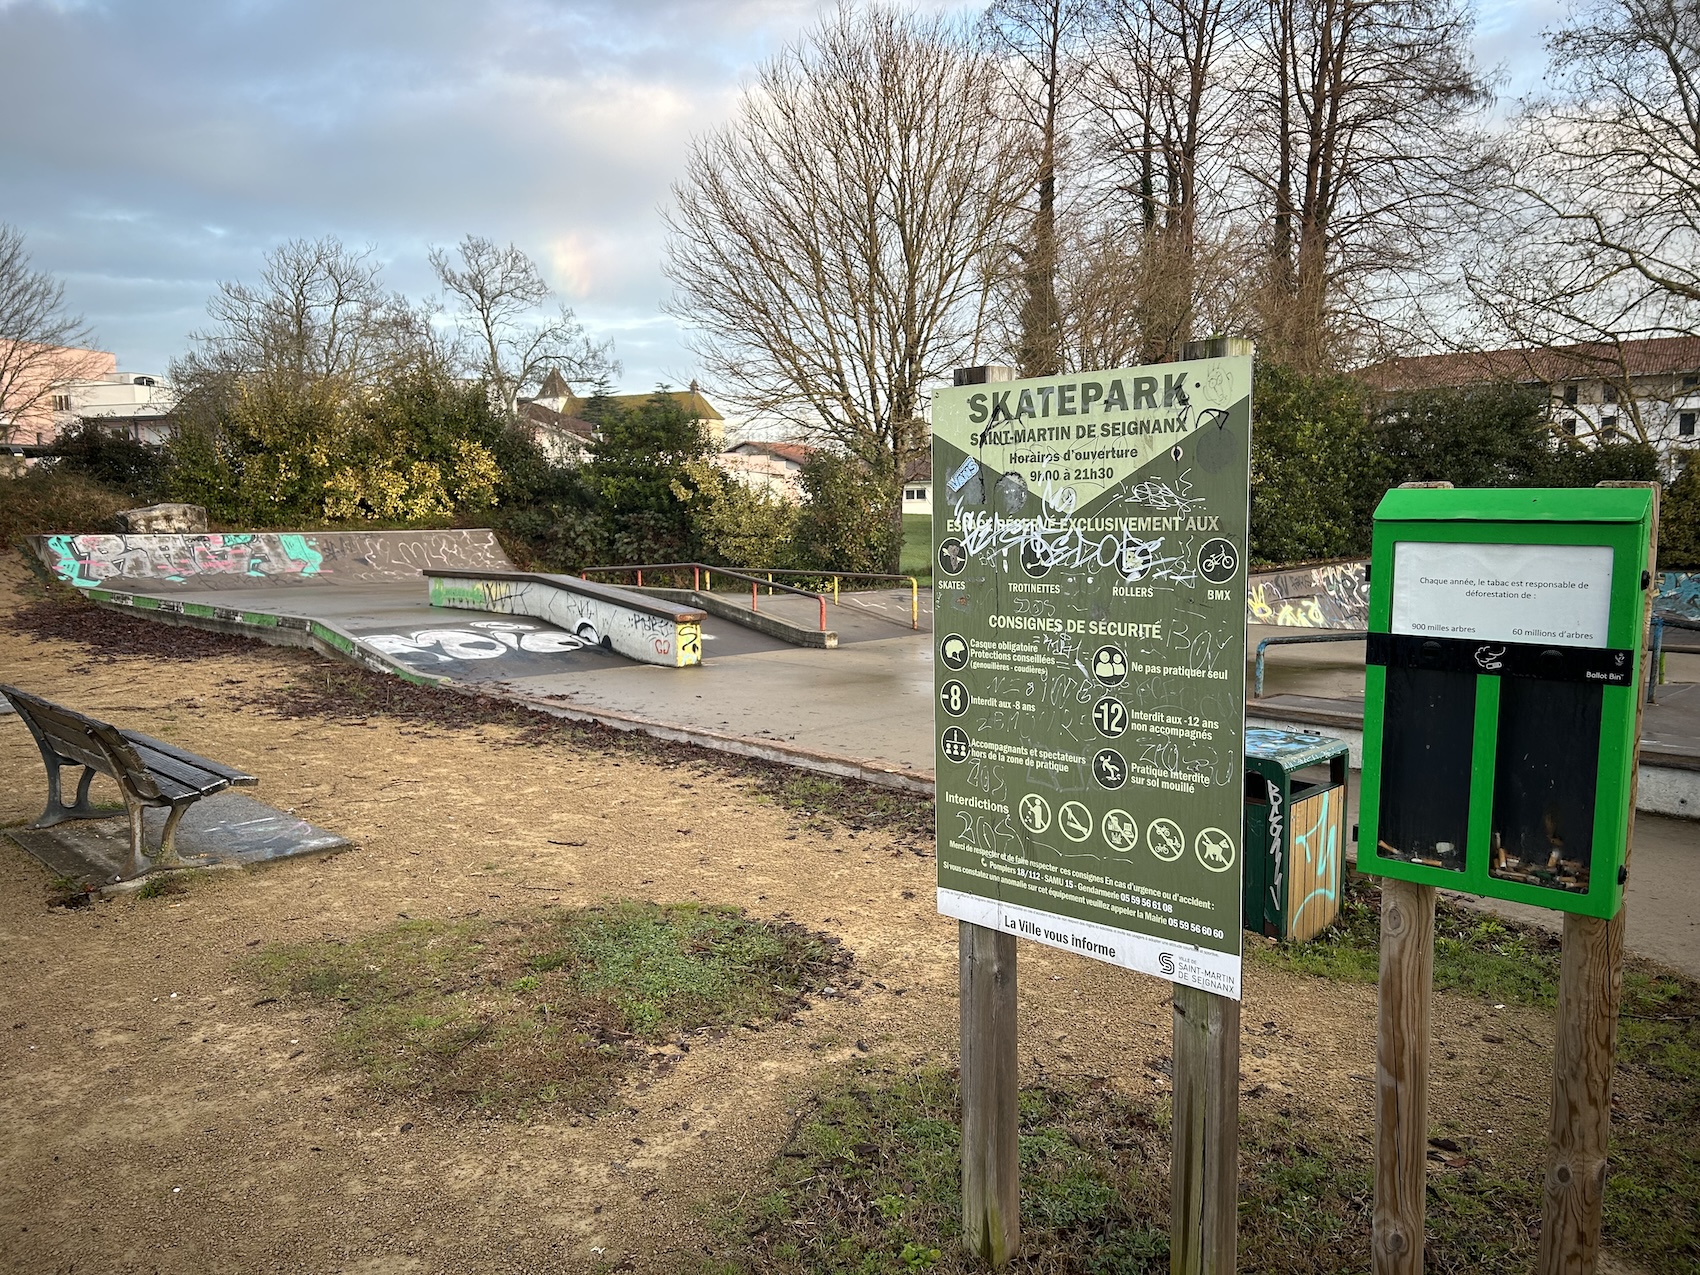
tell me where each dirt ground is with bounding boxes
[0,550,1603,1273]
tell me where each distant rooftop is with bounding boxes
[1362,335,1700,392]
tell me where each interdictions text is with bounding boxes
[944,845,1228,943]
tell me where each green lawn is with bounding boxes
[902,513,932,580]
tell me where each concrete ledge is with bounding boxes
[85,588,451,687]
[426,571,705,667]
[639,587,838,649]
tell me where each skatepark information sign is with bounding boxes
[931,355,1251,998]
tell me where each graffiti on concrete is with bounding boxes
[429,574,702,668]
[1657,571,1700,621]
[34,530,513,590]
[1246,560,1367,629]
[364,619,594,664]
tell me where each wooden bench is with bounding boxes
[1,684,257,880]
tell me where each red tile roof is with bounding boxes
[1361,335,1700,391]
[518,400,594,440]
[727,440,812,466]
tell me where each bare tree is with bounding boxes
[1467,0,1699,386]
[983,0,1092,376]
[1079,0,1248,363]
[174,236,409,396]
[1238,0,1496,370]
[663,2,1024,492]
[0,224,100,445]
[430,235,615,418]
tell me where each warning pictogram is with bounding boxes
[1092,748,1127,789]
[1102,809,1138,853]
[1093,646,1128,686]
[1058,801,1092,842]
[941,726,971,763]
[1092,697,1127,738]
[1147,818,1185,862]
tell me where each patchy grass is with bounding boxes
[245,902,849,1117]
[702,1065,1169,1274]
[753,770,934,845]
[704,885,1698,1273]
[700,1063,1557,1274]
[134,870,211,900]
[1253,872,1563,1007]
[1255,871,1699,1270]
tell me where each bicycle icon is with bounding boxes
[1198,538,1238,584]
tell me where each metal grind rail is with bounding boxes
[583,563,829,633]
[1253,631,1368,698]
[1650,614,1700,704]
[582,563,921,631]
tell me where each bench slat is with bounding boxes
[122,731,258,785]
[135,768,206,803]
[8,697,110,752]
[127,744,234,798]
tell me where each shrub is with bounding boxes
[792,450,903,574]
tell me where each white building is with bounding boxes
[1365,335,1700,469]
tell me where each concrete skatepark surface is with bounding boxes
[26,532,1699,976]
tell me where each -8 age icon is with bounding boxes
[939,679,970,718]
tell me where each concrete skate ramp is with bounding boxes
[32,529,514,591]
[426,570,706,668]
[29,530,633,686]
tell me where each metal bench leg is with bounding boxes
[120,787,149,881]
[157,800,195,867]
[34,763,107,828]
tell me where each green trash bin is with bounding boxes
[1243,727,1351,941]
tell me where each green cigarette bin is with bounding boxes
[1243,727,1351,941]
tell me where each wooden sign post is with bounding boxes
[1171,984,1242,1274]
[960,920,1020,1265]
[1360,481,1658,1273]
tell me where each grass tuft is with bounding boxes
[245,901,848,1117]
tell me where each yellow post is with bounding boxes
[910,577,919,629]
[834,577,840,605]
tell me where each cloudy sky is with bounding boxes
[0,0,1566,395]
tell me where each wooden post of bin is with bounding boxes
[1371,480,1453,1275]
[1374,878,1437,1274]
[960,920,1020,1266]
[1170,983,1241,1274]
[1537,482,1658,1272]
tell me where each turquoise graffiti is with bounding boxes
[1656,571,1700,621]
[35,533,329,587]
[277,534,323,576]
[1289,788,1340,936]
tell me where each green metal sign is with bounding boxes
[931,355,1251,998]
[1359,487,1655,917]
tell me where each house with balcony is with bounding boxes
[1363,335,1700,468]
[0,343,176,448]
